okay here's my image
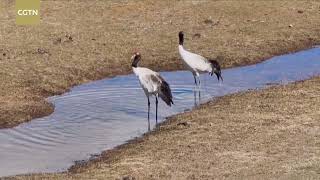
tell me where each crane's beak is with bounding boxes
[216,71,223,82]
[130,54,136,61]
[209,59,223,82]
[211,70,223,82]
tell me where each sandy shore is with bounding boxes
[0,0,319,128]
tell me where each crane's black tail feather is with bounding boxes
[159,80,174,106]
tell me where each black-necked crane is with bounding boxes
[131,52,174,130]
[178,31,223,87]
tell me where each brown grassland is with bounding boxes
[0,0,320,179]
[0,0,319,128]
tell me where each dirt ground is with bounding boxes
[0,0,319,128]
[12,76,320,179]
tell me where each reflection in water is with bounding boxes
[0,48,320,177]
[193,88,201,107]
[147,98,151,131]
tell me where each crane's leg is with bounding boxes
[196,74,201,101]
[192,72,198,86]
[147,97,150,131]
[192,73,198,106]
[155,96,158,125]
[193,75,198,86]
[194,72,200,88]
[194,90,197,107]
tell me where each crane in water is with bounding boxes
[178,31,223,87]
[131,52,174,130]
[178,31,223,105]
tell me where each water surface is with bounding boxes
[0,48,320,177]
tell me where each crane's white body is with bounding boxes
[178,45,212,77]
[133,67,161,97]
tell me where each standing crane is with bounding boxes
[131,52,174,130]
[178,31,223,87]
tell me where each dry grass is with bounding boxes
[0,0,319,128]
[13,76,320,179]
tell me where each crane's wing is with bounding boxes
[181,48,211,72]
[150,74,174,106]
[136,68,159,94]
[190,51,209,62]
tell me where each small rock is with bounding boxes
[213,20,220,26]
[53,38,62,44]
[297,10,304,14]
[122,176,136,180]
[37,48,48,54]
[205,20,220,26]
[177,121,191,127]
[289,24,293,28]
[2,53,6,56]
[193,33,201,38]
[65,34,73,41]
[204,19,213,24]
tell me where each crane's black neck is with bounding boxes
[132,55,141,68]
[179,32,184,45]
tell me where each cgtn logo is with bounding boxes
[16,0,40,25]
[17,9,39,16]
